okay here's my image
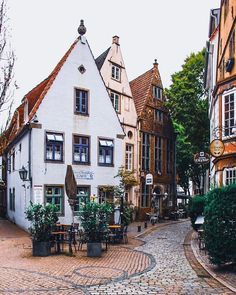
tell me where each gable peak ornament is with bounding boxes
[78,20,87,36]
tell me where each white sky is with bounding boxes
[5,0,219,122]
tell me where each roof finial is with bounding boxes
[153,59,158,67]
[78,20,87,36]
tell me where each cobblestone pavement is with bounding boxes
[0,220,235,294]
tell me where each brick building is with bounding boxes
[130,61,176,220]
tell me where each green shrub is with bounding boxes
[204,184,236,266]
[188,195,206,230]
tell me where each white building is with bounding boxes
[96,36,139,207]
[3,21,124,230]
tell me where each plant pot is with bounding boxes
[87,242,102,257]
[32,240,50,257]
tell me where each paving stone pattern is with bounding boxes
[0,220,234,294]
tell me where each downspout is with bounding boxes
[28,126,33,200]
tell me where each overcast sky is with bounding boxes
[5,0,219,121]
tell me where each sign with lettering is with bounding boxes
[194,152,210,164]
[33,185,43,204]
[146,173,153,185]
[74,170,94,180]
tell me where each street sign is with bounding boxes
[209,139,225,157]
[146,173,153,185]
[194,152,210,164]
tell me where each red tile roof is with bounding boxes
[130,63,163,117]
[1,38,79,152]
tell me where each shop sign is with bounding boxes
[209,139,225,157]
[74,170,94,180]
[194,152,210,164]
[146,173,153,185]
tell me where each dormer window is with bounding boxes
[152,86,162,100]
[111,64,121,81]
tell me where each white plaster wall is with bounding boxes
[30,37,124,224]
[7,133,31,230]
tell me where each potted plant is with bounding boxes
[79,199,112,257]
[25,202,58,256]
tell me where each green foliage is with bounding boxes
[122,201,134,226]
[188,195,206,230]
[79,200,112,242]
[204,185,236,265]
[165,49,209,193]
[25,202,58,242]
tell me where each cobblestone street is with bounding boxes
[0,220,235,294]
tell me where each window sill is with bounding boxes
[45,160,64,164]
[73,161,91,166]
[74,112,89,116]
[98,163,114,167]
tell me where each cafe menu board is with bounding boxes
[34,185,43,204]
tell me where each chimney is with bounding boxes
[112,35,120,45]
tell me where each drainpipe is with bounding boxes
[28,126,33,200]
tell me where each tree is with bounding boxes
[165,49,209,194]
[0,0,16,131]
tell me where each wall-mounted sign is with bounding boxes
[209,139,225,157]
[146,173,153,185]
[74,170,94,180]
[34,185,43,204]
[194,152,210,164]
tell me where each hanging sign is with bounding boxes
[146,173,153,185]
[194,152,210,164]
[209,139,225,157]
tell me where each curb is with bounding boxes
[190,232,236,293]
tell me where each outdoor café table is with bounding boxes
[51,231,67,253]
[108,225,121,229]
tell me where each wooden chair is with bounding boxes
[77,229,87,250]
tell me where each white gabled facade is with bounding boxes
[5,25,124,230]
[96,36,139,207]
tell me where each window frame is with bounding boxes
[98,138,114,166]
[154,136,162,173]
[111,64,121,81]
[141,181,150,208]
[125,143,133,171]
[222,89,236,138]
[154,109,163,122]
[98,186,114,204]
[141,133,150,171]
[224,168,236,185]
[74,88,89,115]
[45,185,64,216]
[74,185,90,213]
[110,91,120,113]
[167,139,173,174]
[152,85,163,100]
[45,131,64,163]
[73,134,90,165]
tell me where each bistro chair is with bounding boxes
[119,225,128,244]
[77,229,88,250]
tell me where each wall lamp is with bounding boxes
[19,166,30,182]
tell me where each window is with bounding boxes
[224,168,236,185]
[73,135,89,164]
[125,144,133,171]
[141,181,150,208]
[45,186,64,214]
[75,89,88,115]
[74,186,90,212]
[110,92,120,112]
[152,86,162,100]
[9,188,15,211]
[98,187,114,204]
[12,150,15,171]
[46,132,63,161]
[142,133,150,171]
[98,139,114,166]
[154,109,163,122]
[223,91,236,136]
[111,64,121,81]
[155,137,162,173]
[167,139,173,174]
[7,155,11,173]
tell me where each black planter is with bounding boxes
[87,242,102,257]
[32,240,50,257]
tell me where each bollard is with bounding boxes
[137,225,141,232]
[144,221,147,229]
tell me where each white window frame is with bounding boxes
[152,86,163,100]
[110,92,120,112]
[111,65,121,81]
[224,168,236,185]
[222,88,236,138]
[125,144,133,171]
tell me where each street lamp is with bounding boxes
[19,166,28,182]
